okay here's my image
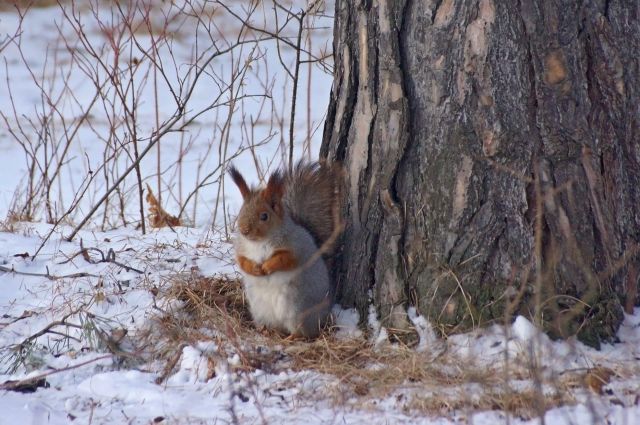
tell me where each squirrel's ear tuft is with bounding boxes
[229,165,250,200]
[262,169,285,212]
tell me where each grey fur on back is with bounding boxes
[283,161,342,249]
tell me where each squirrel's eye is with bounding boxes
[259,212,269,221]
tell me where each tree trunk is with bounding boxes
[321,0,640,347]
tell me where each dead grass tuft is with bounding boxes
[0,219,17,233]
[1,210,31,233]
[167,273,251,331]
[139,273,284,380]
[407,388,573,420]
[137,272,604,418]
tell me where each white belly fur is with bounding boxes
[235,237,297,330]
[243,272,297,330]
[239,238,275,264]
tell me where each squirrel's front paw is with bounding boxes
[237,255,266,277]
[252,263,266,276]
[261,249,298,275]
[259,262,274,275]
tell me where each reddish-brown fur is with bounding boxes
[229,166,286,241]
[228,166,251,200]
[236,249,298,276]
[261,170,285,217]
[236,255,265,276]
[260,248,298,274]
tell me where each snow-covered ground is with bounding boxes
[2,222,638,425]
[1,2,639,424]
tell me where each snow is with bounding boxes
[1,229,640,425]
[332,305,363,340]
[1,2,640,425]
[407,306,439,352]
[367,296,390,348]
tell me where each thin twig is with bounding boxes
[0,354,113,391]
[0,265,99,280]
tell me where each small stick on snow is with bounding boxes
[0,354,113,392]
[0,265,99,280]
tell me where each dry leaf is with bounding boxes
[146,184,181,228]
[95,291,106,303]
[585,366,615,394]
[206,357,217,380]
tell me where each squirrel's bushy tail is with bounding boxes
[284,160,343,249]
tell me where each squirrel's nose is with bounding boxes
[240,226,250,236]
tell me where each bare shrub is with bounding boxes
[1,0,333,242]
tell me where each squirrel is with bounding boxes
[228,161,342,338]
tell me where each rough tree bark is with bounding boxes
[321,0,640,347]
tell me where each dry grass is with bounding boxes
[137,272,608,419]
[139,273,283,379]
[407,389,572,419]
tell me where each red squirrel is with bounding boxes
[229,161,342,338]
